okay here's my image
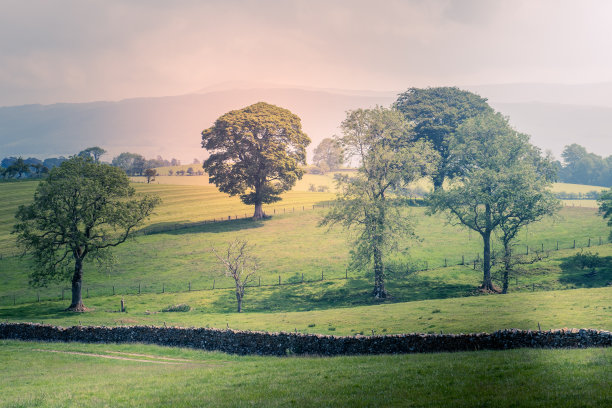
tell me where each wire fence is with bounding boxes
[0,235,608,307]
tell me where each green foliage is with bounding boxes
[570,250,602,270]
[559,144,612,187]
[599,188,612,240]
[202,102,310,218]
[312,137,344,173]
[13,157,160,309]
[429,112,560,291]
[393,87,493,189]
[112,152,146,176]
[321,107,436,298]
[161,303,191,312]
[78,146,106,163]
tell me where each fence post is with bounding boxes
[274,208,276,214]
[13,295,16,305]
[526,245,529,255]
[345,269,348,279]
[532,283,535,292]
[573,239,576,249]
[213,279,215,289]
[461,255,465,265]
[259,277,261,286]
[321,270,324,280]
[87,288,89,298]
[302,273,304,283]
[473,260,477,270]
[425,261,428,270]
[541,243,544,252]
[600,237,602,245]
[556,241,559,251]
[444,258,447,267]
[113,285,115,295]
[138,283,141,294]
[37,292,40,302]
[162,283,165,293]
[588,238,591,247]
[62,288,64,300]
[279,275,281,285]
[188,282,191,291]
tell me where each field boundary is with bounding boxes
[1,323,610,356]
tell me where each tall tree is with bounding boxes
[14,157,160,311]
[312,137,344,173]
[429,112,558,292]
[321,107,436,298]
[393,87,493,190]
[78,146,107,163]
[202,102,310,219]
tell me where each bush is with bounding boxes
[571,250,601,270]
[161,304,191,313]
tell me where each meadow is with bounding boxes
[1,340,610,408]
[1,174,611,407]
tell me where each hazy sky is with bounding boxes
[2,0,612,106]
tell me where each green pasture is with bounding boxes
[0,178,609,310]
[1,285,610,335]
[1,340,610,407]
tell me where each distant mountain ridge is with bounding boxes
[1,83,611,162]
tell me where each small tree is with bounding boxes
[13,157,160,311]
[202,102,310,219]
[312,137,344,173]
[598,188,612,242]
[211,239,258,313]
[187,167,194,176]
[144,168,157,183]
[321,107,436,298]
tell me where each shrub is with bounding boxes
[161,304,191,313]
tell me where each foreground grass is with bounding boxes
[0,340,610,407]
[2,287,610,335]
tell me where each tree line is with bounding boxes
[555,143,612,187]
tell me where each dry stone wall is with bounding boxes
[0,323,610,356]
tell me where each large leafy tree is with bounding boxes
[78,146,107,163]
[112,152,146,176]
[321,107,436,298]
[312,137,344,173]
[202,102,310,219]
[429,112,559,292]
[393,87,493,190]
[14,157,160,311]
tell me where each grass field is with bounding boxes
[1,340,610,407]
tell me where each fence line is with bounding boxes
[0,235,609,307]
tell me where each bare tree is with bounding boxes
[211,239,258,313]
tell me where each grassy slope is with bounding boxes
[1,340,610,408]
[1,286,610,335]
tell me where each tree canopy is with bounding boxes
[393,87,493,190]
[557,143,612,187]
[312,137,344,173]
[78,146,107,163]
[599,188,612,241]
[429,112,559,292]
[321,107,436,298]
[13,157,160,311]
[202,102,310,219]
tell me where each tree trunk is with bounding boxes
[501,243,511,294]
[432,173,444,192]
[253,202,265,219]
[236,292,242,313]
[67,257,86,312]
[372,246,387,298]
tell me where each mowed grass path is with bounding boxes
[1,340,610,407]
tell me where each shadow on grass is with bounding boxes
[142,217,266,236]
[0,302,76,321]
[208,274,477,314]
[558,253,612,288]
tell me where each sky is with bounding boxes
[2,0,612,106]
